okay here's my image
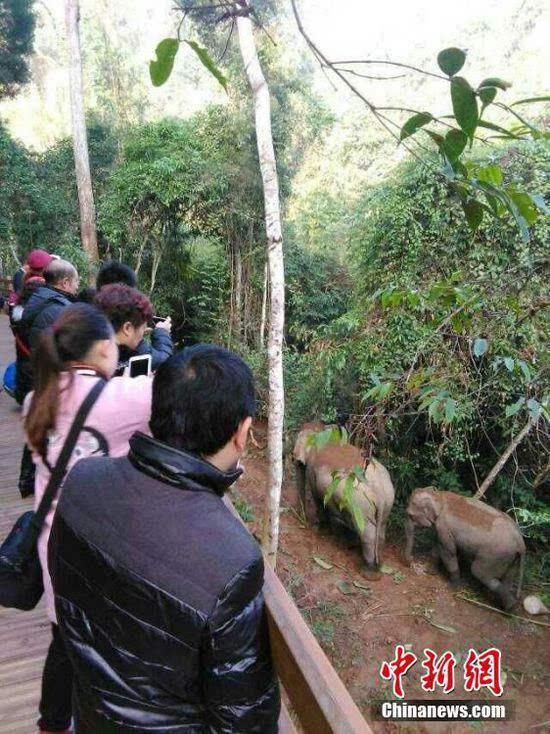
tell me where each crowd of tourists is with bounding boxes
[2,250,281,733]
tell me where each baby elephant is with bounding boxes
[404,487,525,610]
[293,422,395,570]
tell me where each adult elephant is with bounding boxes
[293,422,395,571]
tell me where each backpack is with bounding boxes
[3,362,17,399]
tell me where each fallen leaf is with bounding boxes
[353,580,371,591]
[312,555,333,570]
[337,581,356,595]
[425,618,457,634]
[380,564,396,574]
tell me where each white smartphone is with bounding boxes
[128,354,152,378]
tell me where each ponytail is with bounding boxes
[25,327,66,460]
[24,303,113,461]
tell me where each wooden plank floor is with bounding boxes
[0,315,50,733]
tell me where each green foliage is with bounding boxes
[149,36,227,91]
[0,0,36,99]
[288,141,549,556]
[0,120,117,273]
[150,38,180,87]
[400,48,548,240]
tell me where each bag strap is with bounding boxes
[21,378,107,554]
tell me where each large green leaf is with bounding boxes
[442,129,468,161]
[507,190,538,224]
[185,40,228,91]
[437,47,466,76]
[150,38,180,87]
[476,165,503,186]
[451,77,478,140]
[399,112,433,142]
[462,199,484,232]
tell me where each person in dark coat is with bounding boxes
[15,258,79,498]
[96,260,174,368]
[49,345,281,733]
[94,283,172,373]
[15,259,79,404]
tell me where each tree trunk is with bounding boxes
[65,0,99,268]
[473,419,535,500]
[234,241,242,340]
[237,7,285,568]
[260,259,268,349]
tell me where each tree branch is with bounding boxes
[474,419,536,500]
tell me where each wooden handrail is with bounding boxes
[224,496,372,733]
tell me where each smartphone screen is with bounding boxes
[128,355,152,378]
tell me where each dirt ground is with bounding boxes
[232,423,550,734]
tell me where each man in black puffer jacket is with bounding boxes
[49,345,280,733]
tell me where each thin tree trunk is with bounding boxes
[234,241,242,339]
[260,259,268,349]
[65,0,99,267]
[474,419,535,500]
[237,7,285,568]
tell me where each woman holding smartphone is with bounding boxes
[23,303,152,734]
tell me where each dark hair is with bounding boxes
[94,283,153,332]
[25,303,113,460]
[151,345,256,456]
[96,260,137,289]
[76,287,97,304]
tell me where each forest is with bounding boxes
[0,0,548,728]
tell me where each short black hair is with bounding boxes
[96,260,137,289]
[151,345,256,456]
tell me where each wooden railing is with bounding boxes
[224,497,372,733]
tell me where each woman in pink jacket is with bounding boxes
[24,301,153,734]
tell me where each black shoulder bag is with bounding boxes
[0,379,106,611]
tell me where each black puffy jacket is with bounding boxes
[49,432,280,733]
[116,327,173,375]
[15,285,75,403]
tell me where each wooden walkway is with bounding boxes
[0,315,50,733]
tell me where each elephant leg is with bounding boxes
[471,556,514,608]
[438,542,460,587]
[312,490,330,528]
[361,521,377,569]
[495,555,519,610]
[294,461,306,513]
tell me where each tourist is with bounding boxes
[23,303,152,734]
[15,259,80,498]
[96,261,174,369]
[49,345,281,732]
[94,283,172,374]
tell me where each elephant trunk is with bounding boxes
[404,517,415,562]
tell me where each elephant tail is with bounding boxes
[516,551,525,600]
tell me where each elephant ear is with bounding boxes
[293,429,311,464]
[422,492,440,523]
